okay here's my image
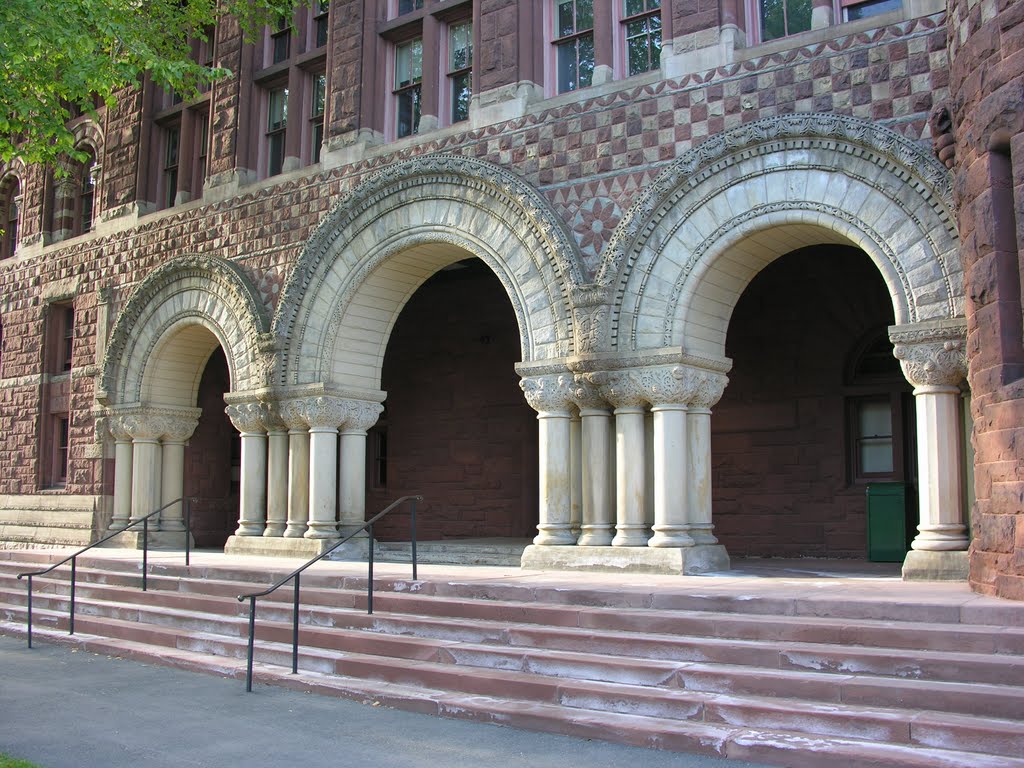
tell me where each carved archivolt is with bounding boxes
[100,255,271,404]
[597,112,963,356]
[272,154,584,389]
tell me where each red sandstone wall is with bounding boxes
[949,0,1024,599]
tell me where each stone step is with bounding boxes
[3,609,1023,764]
[6,588,1024,725]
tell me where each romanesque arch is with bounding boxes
[272,154,584,393]
[100,254,270,407]
[599,113,962,359]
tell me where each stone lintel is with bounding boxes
[520,544,730,575]
[901,549,969,581]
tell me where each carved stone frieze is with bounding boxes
[572,304,610,355]
[520,374,575,414]
[890,321,968,388]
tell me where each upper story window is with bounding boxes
[313,0,330,46]
[394,39,423,138]
[267,87,289,177]
[397,0,424,15]
[0,176,20,260]
[271,18,291,64]
[48,148,97,242]
[79,153,96,234]
[311,73,326,163]
[554,0,594,94]
[758,0,812,42]
[751,0,900,44]
[163,125,180,209]
[447,22,473,124]
[623,0,661,76]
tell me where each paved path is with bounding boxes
[0,635,774,768]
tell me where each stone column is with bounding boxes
[892,322,970,579]
[598,372,650,547]
[687,369,729,546]
[279,399,310,539]
[158,411,201,532]
[123,413,165,527]
[226,402,269,537]
[107,414,134,530]
[263,404,289,538]
[521,374,577,546]
[811,0,833,29]
[643,366,696,548]
[569,414,583,537]
[572,376,614,546]
[338,400,384,536]
[302,397,348,540]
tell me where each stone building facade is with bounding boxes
[0,0,1017,592]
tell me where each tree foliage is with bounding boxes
[0,0,303,168]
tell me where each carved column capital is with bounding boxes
[593,370,647,409]
[159,412,201,443]
[520,374,575,415]
[571,373,609,411]
[106,412,134,442]
[225,401,268,434]
[631,365,695,406]
[687,368,730,409]
[260,402,288,433]
[116,407,202,441]
[299,396,350,430]
[890,321,967,389]
[341,400,384,433]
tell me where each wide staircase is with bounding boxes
[1,549,1022,768]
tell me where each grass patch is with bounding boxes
[0,756,42,768]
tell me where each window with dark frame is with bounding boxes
[271,17,291,64]
[394,39,423,138]
[311,73,326,163]
[79,153,96,234]
[623,0,661,76]
[314,0,330,47]
[163,124,181,209]
[758,0,812,42]
[55,415,70,485]
[554,0,595,94]
[267,86,289,177]
[397,0,423,15]
[843,0,900,20]
[0,177,18,259]
[448,22,473,124]
[61,305,75,373]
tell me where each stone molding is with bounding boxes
[100,255,270,404]
[890,320,968,388]
[520,374,575,415]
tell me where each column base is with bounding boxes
[224,534,368,560]
[901,549,969,581]
[521,544,730,575]
[101,530,195,550]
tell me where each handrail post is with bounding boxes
[142,517,149,592]
[185,498,191,568]
[292,574,300,674]
[411,497,418,582]
[26,575,33,649]
[246,596,257,693]
[69,557,76,636]
[367,523,374,616]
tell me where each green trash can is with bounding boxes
[866,482,907,562]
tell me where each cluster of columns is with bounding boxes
[519,364,729,552]
[107,407,201,533]
[224,396,383,542]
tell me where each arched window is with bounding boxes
[0,175,20,259]
[48,148,97,242]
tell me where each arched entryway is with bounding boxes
[714,243,916,559]
[99,256,271,546]
[369,258,538,541]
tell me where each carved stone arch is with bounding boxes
[99,255,271,407]
[599,113,963,358]
[272,153,584,391]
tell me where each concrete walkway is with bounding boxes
[0,634,774,768]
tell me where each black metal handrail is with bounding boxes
[17,497,193,649]
[237,494,422,692]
